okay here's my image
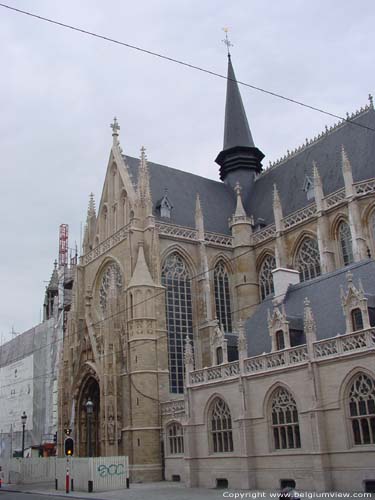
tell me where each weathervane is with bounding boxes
[222,27,233,57]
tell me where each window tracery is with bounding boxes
[259,255,276,300]
[295,237,321,282]
[271,388,301,450]
[99,263,123,313]
[167,422,184,454]
[348,373,375,445]
[162,252,193,394]
[338,221,354,266]
[210,398,233,453]
[214,260,232,333]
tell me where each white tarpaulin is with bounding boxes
[0,355,33,432]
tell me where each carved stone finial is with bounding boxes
[273,183,280,204]
[304,297,317,342]
[369,93,374,108]
[184,335,194,366]
[110,117,120,136]
[237,320,247,354]
[87,192,96,218]
[234,181,242,196]
[346,270,353,283]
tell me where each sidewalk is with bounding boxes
[0,480,231,499]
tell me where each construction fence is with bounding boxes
[0,455,129,492]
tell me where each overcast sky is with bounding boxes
[1,0,374,342]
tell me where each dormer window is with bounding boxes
[156,190,173,219]
[303,175,314,201]
[275,330,285,350]
[351,308,364,331]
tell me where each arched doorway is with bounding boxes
[77,377,100,456]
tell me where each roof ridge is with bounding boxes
[258,102,373,179]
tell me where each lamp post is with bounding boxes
[21,411,27,458]
[85,398,94,457]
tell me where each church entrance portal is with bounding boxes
[77,377,100,457]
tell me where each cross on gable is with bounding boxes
[110,117,120,135]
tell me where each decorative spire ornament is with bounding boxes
[222,27,233,58]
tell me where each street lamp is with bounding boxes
[85,398,94,457]
[21,411,27,458]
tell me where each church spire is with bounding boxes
[215,55,264,188]
[223,56,255,151]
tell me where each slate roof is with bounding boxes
[245,259,375,357]
[124,155,236,235]
[248,108,375,224]
[122,105,375,234]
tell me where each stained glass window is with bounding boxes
[259,255,276,300]
[348,374,375,445]
[162,253,193,394]
[295,237,321,282]
[214,261,232,333]
[271,388,301,450]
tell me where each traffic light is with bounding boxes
[64,437,74,456]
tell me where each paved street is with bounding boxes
[0,483,373,500]
[0,482,243,500]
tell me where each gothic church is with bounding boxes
[59,54,375,492]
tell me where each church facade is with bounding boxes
[58,56,375,491]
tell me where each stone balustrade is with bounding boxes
[188,328,375,387]
[313,328,375,359]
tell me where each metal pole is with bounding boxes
[87,414,92,457]
[21,423,25,457]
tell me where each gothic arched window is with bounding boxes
[209,398,233,453]
[338,221,354,266]
[167,422,184,455]
[348,373,375,445]
[295,237,321,282]
[259,255,276,300]
[214,261,232,333]
[271,388,301,450]
[162,253,193,394]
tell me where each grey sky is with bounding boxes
[1,0,374,342]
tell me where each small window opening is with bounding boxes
[351,308,364,331]
[172,475,181,482]
[216,346,223,365]
[216,478,229,489]
[276,330,285,350]
[280,479,296,489]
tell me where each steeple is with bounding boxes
[215,55,264,189]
